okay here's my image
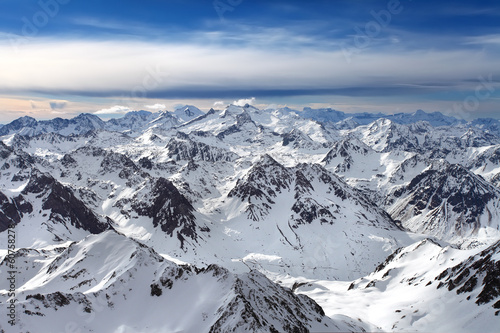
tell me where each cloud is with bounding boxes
[0,38,499,110]
[233,97,256,106]
[144,103,166,110]
[265,103,278,110]
[30,100,37,109]
[70,17,166,36]
[49,101,67,109]
[213,101,225,106]
[464,34,500,45]
[94,105,131,115]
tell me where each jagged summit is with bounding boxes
[387,161,500,245]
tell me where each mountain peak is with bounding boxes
[257,153,280,166]
[75,112,101,119]
[173,105,204,122]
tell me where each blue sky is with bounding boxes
[0,0,499,121]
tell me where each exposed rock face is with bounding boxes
[166,137,237,162]
[228,155,398,232]
[387,162,500,242]
[132,177,199,246]
[436,240,500,312]
[0,142,107,235]
[322,136,372,173]
[207,269,329,333]
[228,155,293,221]
[281,129,322,150]
[22,170,109,234]
[0,191,33,232]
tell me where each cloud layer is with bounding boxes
[1,38,498,101]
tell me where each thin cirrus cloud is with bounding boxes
[68,16,169,37]
[463,34,500,45]
[0,37,499,101]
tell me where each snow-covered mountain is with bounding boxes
[296,238,500,332]
[0,114,106,137]
[0,142,109,246]
[1,105,499,332]
[386,161,500,247]
[468,144,500,187]
[301,107,500,133]
[1,231,367,333]
[0,107,199,138]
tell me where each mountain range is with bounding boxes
[1,105,499,332]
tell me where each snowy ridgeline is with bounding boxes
[0,105,500,332]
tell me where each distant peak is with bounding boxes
[19,115,37,121]
[258,153,280,166]
[127,110,152,115]
[75,113,99,118]
[173,105,204,120]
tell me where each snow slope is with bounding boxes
[295,239,500,333]
[0,231,369,333]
